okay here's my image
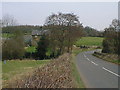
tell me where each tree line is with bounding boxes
[102,19,120,56]
[83,26,103,37]
[2,25,43,34]
[2,13,83,60]
[2,13,119,60]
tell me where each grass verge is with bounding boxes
[71,54,85,88]
[93,53,120,65]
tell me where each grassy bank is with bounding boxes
[93,52,120,65]
[75,37,103,47]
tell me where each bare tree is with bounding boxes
[2,14,18,27]
[0,19,2,28]
[112,19,118,29]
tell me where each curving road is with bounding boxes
[76,50,120,88]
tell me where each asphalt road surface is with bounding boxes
[76,50,120,88]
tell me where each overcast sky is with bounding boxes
[1,2,118,31]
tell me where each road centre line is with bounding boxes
[86,58,90,61]
[84,54,98,66]
[102,67,120,77]
[84,54,86,58]
[91,61,98,66]
[83,53,119,77]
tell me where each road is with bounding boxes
[76,50,120,88]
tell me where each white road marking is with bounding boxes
[84,52,119,77]
[91,61,98,66]
[84,54,86,58]
[86,58,90,61]
[102,67,120,77]
[84,54,98,66]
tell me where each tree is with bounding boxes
[102,19,119,54]
[83,26,103,37]
[2,14,18,27]
[36,35,49,60]
[45,13,83,54]
[2,30,25,60]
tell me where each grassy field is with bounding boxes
[72,48,94,56]
[25,46,37,53]
[2,33,14,38]
[75,37,104,47]
[2,60,50,81]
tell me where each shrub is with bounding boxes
[2,31,25,60]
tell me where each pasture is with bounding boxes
[75,37,104,47]
[2,60,50,81]
[25,46,37,53]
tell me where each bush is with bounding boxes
[2,31,25,60]
[102,39,115,53]
[2,39,25,60]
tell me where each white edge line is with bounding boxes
[102,67,120,77]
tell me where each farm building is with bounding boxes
[24,30,49,47]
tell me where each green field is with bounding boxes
[25,46,37,53]
[2,33,14,38]
[75,37,104,47]
[2,60,50,81]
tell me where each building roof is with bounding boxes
[32,30,49,36]
[24,35,32,42]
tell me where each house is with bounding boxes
[30,30,50,46]
[32,30,49,37]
